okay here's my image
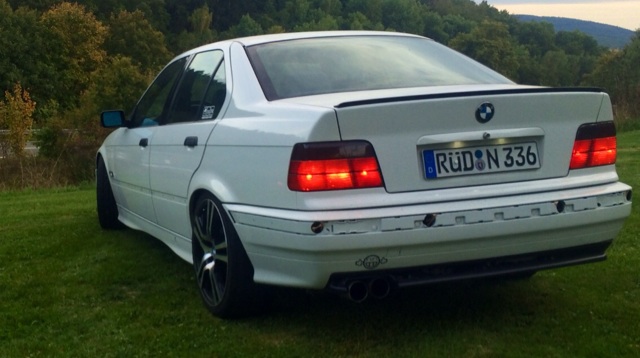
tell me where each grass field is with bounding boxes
[1,132,639,357]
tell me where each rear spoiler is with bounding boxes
[335,87,604,108]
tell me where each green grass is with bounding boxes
[1,132,640,357]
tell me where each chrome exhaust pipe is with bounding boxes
[347,281,369,303]
[369,278,391,299]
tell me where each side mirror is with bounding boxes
[100,110,126,128]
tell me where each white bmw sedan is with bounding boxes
[97,31,632,318]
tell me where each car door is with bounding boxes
[149,50,227,239]
[107,57,188,224]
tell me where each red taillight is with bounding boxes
[288,141,383,192]
[570,122,617,170]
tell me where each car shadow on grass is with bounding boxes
[250,274,558,326]
[113,229,567,331]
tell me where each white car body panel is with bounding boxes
[149,121,218,238]
[230,185,629,288]
[97,31,632,297]
[293,89,610,193]
[103,127,156,222]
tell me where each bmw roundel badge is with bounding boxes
[475,102,495,123]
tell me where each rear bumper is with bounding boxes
[226,182,631,290]
[327,240,611,295]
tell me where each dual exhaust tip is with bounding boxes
[346,277,393,303]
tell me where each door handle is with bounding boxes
[139,138,148,147]
[184,136,198,148]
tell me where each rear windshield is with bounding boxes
[246,35,513,100]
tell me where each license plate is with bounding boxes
[423,142,540,179]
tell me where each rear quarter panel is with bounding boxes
[189,103,341,209]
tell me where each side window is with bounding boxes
[131,57,187,127]
[166,50,224,124]
[201,59,227,120]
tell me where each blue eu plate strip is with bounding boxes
[423,150,437,179]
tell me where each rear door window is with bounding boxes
[166,50,224,124]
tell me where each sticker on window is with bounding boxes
[202,106,216,119]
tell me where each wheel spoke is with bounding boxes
[215,253,229,264]
[194,200,217,252]
[194,225,209,253]
[214,241,227,251]
[212,224,228,263]
[197,253,214,290]
[211,272,222,303]
[206,200,215,237]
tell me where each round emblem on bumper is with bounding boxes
[356,255,388,270]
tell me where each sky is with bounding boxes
[476,1,640,30]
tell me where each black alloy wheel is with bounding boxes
[191,193,263,318]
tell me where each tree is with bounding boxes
[587,32,640,122]
[317,0,342,17]
[265,24,287,34]
[440,14,475,44]
[422,10,448,43]
[556,30,601,57]
[539,50,576,86]
[163,0,205,35]
[203,0,266,32]
[344,0,383,25]
[134,0,171,34]
[513,20,556,58]
[105,10,173,71]
[39,2,108,110]
[6,0,58,11]
[554,30,603,84]
[0,2,53,119]
[586,50,624,96]
[87,56,153,113]
[346,11,384,31]
[0,84,36,158]
[514,50,543,85]
[381,0,425,34]
[174,4,218,51]
[449,21,521,79]
[278,0,313,30]
[0,1,22,92]
[191,4,213,35]
[224,14,264,38]
[426,0,503,23]
[293,14,339,31]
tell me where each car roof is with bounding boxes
[182,31,426,56]
[232,30,424,46]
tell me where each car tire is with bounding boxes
[96,157,124,230]
[191,193,265,318]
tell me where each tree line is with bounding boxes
[0,0,639,187]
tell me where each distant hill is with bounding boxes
[516,15,635,49]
